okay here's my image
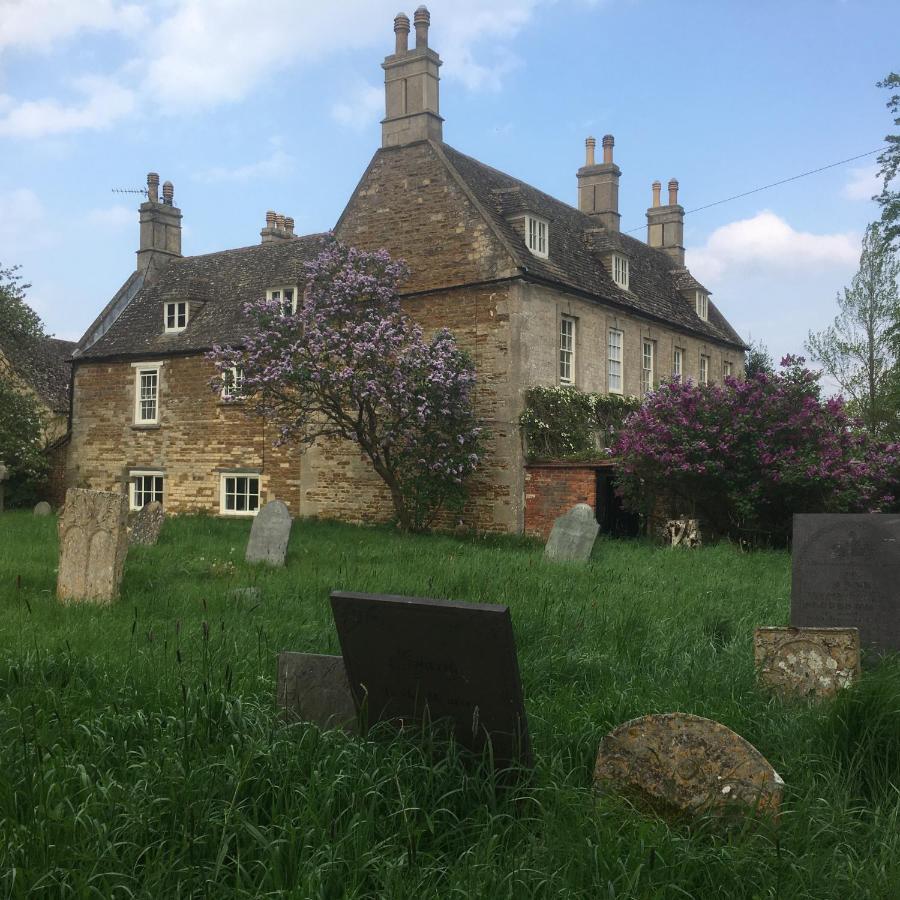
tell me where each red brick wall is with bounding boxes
[524,463,598,541]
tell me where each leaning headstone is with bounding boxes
[33,501,52,517]
[664,518,701,548]
[129,500,164,546]
[791,514,900,652]
[245,499,292,566]
[330,591,532,767]
[594,713,783,820]
[544,503,599,562]
[57,488,128,603]
[754,626,860,699]
[276,652,358,733]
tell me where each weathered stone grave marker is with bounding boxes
[246,499,292,566]
[276,652,358,733]
[33,501,52,517]
[544,503,599,562]
[57,488,128,603]
[791,514,900,652]
[0,461,7,513]
[664,518,701,548]
[594,712,783,820]
[330,591,532,767]
[754,626,859,699]
[129,500,164,546]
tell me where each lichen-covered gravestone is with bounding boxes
[276,652,358,733]
[754,626,859,699]
[33,501,52,517]
[594,712,784,820]
[245,499,292,566]
[544,503,599,562]
[129,500,165,546]
[57,488,128,603]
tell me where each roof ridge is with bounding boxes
[172,231,330,264]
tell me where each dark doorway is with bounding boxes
[596,469,640,538]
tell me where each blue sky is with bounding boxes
[1,0,897,372]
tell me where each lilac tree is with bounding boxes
[209,238,482,532]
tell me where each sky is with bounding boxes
[1,0,898,375]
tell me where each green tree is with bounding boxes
[744,339,774,377]
[0,264,47,381]
[805,224,900,435]
[876,72,900,245]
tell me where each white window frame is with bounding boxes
[559,315,575,385]
[673,347,683,380]
[129,470,164,511]
[525,215,549,259]
[221,366,245,401]
[723,360,733,379]
[132,363,162,425]
[607,328,623,395]
[220,473,261,516]
[267,285,298,316]
[164,301,188,333]
[612,254,629,290]
[695,290,709,321]
[641,339,655,396]
[700,354,710,386]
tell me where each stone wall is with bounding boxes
[524,463,599,540]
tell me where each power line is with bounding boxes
[621,146,886,235]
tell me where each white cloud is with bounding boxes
[199,139,296,182]
[331,83,383,129]
[85,204,134,227]
[0,76,135,138]
[842,165,882,201]
[0,187,53,255]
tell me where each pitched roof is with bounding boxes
[77,234,329,360]
[438,143,745,349]
[0,334,76,413]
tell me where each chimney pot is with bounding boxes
[413,5,430,48]
[668,178,679,205]
[652,180,661,208]
[602,134,614,164]
[394,12,410,54]
[284,216,295,235]
[585,136,596,167]
[275,213,285,230]
[266,210,276,227]
[147,172,160,203]
[162,180,174,205]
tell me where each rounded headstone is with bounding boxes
[245,499,292,566]
[33,501,52,516]
[594,712,783,820]
[544,503,599,562]
[129,500,165,546]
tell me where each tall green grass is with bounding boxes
[0,512,898,898]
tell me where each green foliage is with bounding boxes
[0,264,46,380]
[2,513,900,897]
[876,72,900,246]
[745,339,775,377]
[0,378,48,506]
[520,386,640,460]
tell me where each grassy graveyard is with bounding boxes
[2,512,900,898]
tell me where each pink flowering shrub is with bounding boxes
[613,356,900,544]
[209,237,483,532]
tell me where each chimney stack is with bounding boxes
[646,178,685,266]
[260,210,296,243]
[576,133,621,232]
[381,7,443,147]
[137,171,182,280]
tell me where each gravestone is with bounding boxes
[791,514,900,651]
[227,586,261,605]
[276,652,358,733]
[33,501,52,517]
[245,499,292,566]
[330,591,532,767]
[57,488,128,603]
[754,626,859,699]
[664,518,701,548]
[0,461,7,513]
[544,503,599,562]
[594,712,783,820]
[129,500,164,546]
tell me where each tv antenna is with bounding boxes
[111,187,149,196]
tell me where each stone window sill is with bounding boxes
[131,424,161,431]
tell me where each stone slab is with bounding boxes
[129,500,164,546]
[594,712,783,820]
[246,499,292,566]
[276,652,358,733]
[33,501,52,517]
[57,488,128,604]
[330,591,532,767]
[791,514,900,652]
[544,503,599,562]
[754,626,860,699]
[664,518,701,548]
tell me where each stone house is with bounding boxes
[65,7,745,534]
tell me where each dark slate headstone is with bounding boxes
[245,499,292,566]
[276,652,358,733]
[129,500,164,546]
[544,503,599,562]
[791,514,900,652]
[330,591,532,767]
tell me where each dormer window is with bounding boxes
[267,286,297,315]
[525,215,548,259]
[612,254,629,290]
[164,301,188,333]
[695,290,709,321]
